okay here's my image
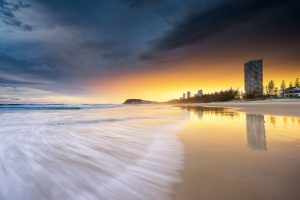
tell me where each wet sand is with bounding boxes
[172,102,300,200]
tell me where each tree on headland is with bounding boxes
[173,88,239,103]
[289,81,293,88]
[274,87,278,96]
[267,80,275,95]
[295,78,300,87]
[264,86,268,95]
[235,89,243,100]
[280,80,286,94]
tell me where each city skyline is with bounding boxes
[1,0,300,103]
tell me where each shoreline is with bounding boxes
[172,99,300,117]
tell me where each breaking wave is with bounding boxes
[0,105,187,200]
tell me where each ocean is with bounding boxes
[0,104,188,200]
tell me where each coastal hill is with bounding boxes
[123,99,156,104]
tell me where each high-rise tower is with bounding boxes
[244,59,263,95]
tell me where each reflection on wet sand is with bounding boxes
[178,106,267,150]
[178,106,239,119]
[178,106,300,152]
[174,105,300,200]
[246,114,267,150]
[269,116,276,126]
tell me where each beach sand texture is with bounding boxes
[173,101,300,200]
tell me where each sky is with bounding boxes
[0,0,300,103]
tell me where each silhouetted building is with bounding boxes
[197,90,203,97]
[246,114,267,150]
[183,93,186,99]
[283,87,300,97]
[244,59,263,95]
[187,91,191,99]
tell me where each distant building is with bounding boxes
[244,59,263,95]
[183,93,186,99]
[197,90,203,97]
[187,91,191,99]
[283,87,300,97]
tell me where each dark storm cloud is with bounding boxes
[1,0,181,86]
[0,0,33,31]
[0,77,37,86]
[148,0,300,53]
[120,0,162,8]
[1,0,300,101]
[0,53,63,81]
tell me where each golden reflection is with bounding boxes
[178,106,300,151]
[177,106,300,151]
[283,117,288,127]
[177,106,240,120]
[269,116,276,126]
[292,117,295,123]
[175,105,300,200]
[265,116,300,128]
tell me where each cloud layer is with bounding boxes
[0,0,300,102]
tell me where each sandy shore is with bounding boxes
[172,99,300,200]
[176,99,300,117]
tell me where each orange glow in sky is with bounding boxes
[89,59,299,103]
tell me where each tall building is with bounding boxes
[187,91,191,99]
[244,59,263,95]
[183,93,186,99]
[197,90,203,97]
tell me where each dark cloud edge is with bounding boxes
[140,0,298,59]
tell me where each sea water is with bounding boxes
[0,104,188,200]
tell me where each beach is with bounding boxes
[0,102,299,200]
[0,104,186,200]
[172,100,300,200]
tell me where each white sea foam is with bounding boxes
[0,105,187,200]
